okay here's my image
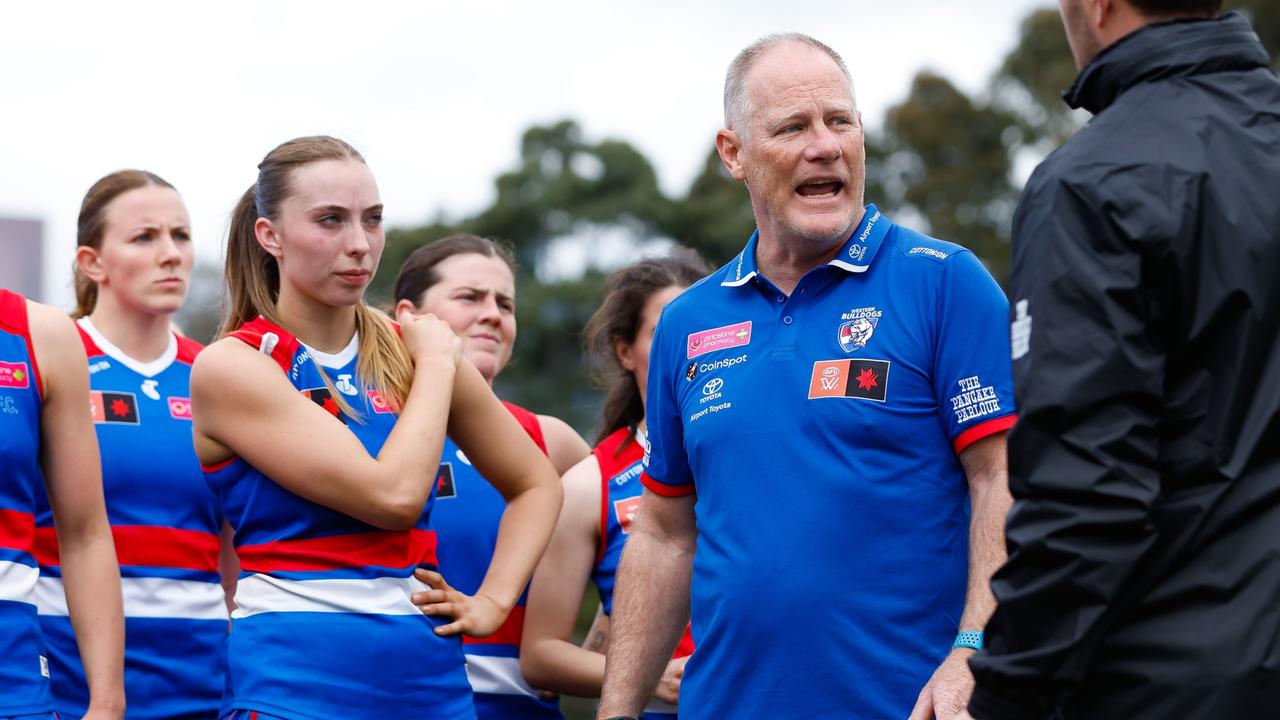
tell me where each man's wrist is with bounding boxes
[953,630,984,651]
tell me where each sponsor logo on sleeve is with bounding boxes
[807,359,890,402]
[687,321,752,359]
[909,246,949,260]
[614,496,642,534]
[141,379,160,401]
[1011,299,1031,361]
[368,389,394,414]
[0,361,30,389]
[950,375,1002,424]
[88,360,110,375]
[167,397,193,420]
[90,391,140,424]
[435,463,456,499]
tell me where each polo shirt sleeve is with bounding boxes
[932,250,1017,454]
[640,311,695,497]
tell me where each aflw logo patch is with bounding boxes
[807,359,890,402]
[435,463,456,499]
[613,497,641,534]
[301,388,348,425]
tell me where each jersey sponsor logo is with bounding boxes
[848,243,867,262]
[612,463,643,486]
[1011,299,1031,361]
[950,375,1002,424]
[699,377,726,405]
[40,655,49,678]
[290,349,311,382]
[0,361,30,389]
[368,389,394,414]
[613,496,641,534]
[687,321,751,359]
[335,373,359,396]
[91,391,140,424]
[857,209,882,244]
[807,359,890,402]
[141,379,160,401]
[909,246,949,260]
[435,462,456,499]
[688,401,732,423]
[1,396,17,415]
[168,396,193,420]
[699,353,747,374]
[685,361,698,382]
[88,360,110,375]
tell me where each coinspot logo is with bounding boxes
[702,378,724,396]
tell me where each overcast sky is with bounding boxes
[0,0,1054,304]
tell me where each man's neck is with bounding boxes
[755,210,864,295]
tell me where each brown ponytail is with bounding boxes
[583,246,711,444]
[73,170,176,318]
[221,136,413,414]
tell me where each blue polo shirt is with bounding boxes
[641,206,1015,719]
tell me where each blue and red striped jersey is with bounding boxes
[32,317,225,718]
[204,317,473,719]
[0,288,54,716]
[591,426,693,720]
[431,402,562,719]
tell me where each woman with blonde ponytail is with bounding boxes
[191,136,562,719]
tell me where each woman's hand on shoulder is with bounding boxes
[412,568,510,638]
[396,306,462,369]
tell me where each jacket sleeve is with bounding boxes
[967,170,1166,719]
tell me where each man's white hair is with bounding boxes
[723,33,856,141]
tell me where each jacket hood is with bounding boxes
[1064,12,1271,114]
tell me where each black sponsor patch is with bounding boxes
[303,387,348,424]
[685,361,698,382]
[435,463,456,499]
[92,391,139,424]
[808,358,890,402]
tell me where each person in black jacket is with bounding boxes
[966,2,1280,719]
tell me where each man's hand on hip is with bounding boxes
[908,648,976,720]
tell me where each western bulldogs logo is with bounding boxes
[838,317,877,352]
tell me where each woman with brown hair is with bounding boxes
[191,136,561,719]
[31,169,229,719]
[520,248,708,719]
[392,234,590,719]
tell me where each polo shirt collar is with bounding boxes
[720,205,890,288]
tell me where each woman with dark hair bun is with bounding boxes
[519,248,709,719]
[393,234,590,719]
[192,136,561,719]
[31,169,230,718]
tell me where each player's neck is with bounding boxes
[275,286,358,355]
[87,299,173,363]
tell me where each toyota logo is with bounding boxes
[702,378,724,395]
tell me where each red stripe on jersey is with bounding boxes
[502,401,547,455]
[953,414,1017,455]
[640,472,695,498]
[201,456,236,474]
[462,604,525,647]
[175,334,203,365]
[0,509,35,553]
[673,623,695,659]
[237,528,438,573]
[32,525,221,571]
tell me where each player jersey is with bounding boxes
[0,289,54,716]
[590,426,693,720]
[431,402,562,719]
[642,207,1017,718]
[203,318,473,720]
[28,317,224,718]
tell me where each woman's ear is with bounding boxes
[614,335,636,373]
[255,217,282,259]
[76,245,107,285]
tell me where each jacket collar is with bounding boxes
[1064,12,1270,115]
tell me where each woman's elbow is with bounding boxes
[520,642,555,690]
[364,488,429,531]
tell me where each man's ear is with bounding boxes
[716,129,748,182]
[255,217,283,259]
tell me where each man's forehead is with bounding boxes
[746,42,853,108]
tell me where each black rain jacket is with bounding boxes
[968,13,1280,720]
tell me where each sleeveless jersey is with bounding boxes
[0,289,53,716]
[204,318,473,720]
[431,402,562,719]
[591,427,694,720]
[30,318,225,718]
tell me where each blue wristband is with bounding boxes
[953,631,983,651]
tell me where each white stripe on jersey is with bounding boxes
[0,559,38,604]
[464,654,542,698]
[231,573,429,618]
[35,576,229,620]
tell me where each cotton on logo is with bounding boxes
[168,397,193,420]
